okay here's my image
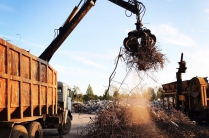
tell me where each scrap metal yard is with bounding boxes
[44,100,209,138]
[1,0,209,138]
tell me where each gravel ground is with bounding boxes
[43,113,95,138]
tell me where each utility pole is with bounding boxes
[176,53,187,110]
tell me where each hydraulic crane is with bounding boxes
[39,0,156,62]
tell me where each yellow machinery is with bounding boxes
[162,77,209,121]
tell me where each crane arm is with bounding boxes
[39,0,96,61]
[39,0,145,62]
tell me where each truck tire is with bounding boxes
[26,122,43,138]
[11,125,28,138]
[58,116,71,135]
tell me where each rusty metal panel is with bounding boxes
[10,80,19,108]
[32,60,39,81]
[22,83,30,106]
[48,68,53,85]
[0,38,58,121]
[54,71,57,85]
[0,78,6,109]
[54,87,57,114]
[48,87,53,104]
[40,64,47,83]
[8,49,19,76]
[0,45,6,74]
[32,84,39,105]
[22,55,30,79]
[41,86,46,105]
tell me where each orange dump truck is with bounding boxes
[0,1,97,137]
[0,38,73,138]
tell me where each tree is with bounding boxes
[119,87,129,99]
[83,84,95,101]
[71,86,83,102]
[142,87,156,101]
[71,86,80,101]
[86,84,94,96]
[103,89,112,100]
[113,86,120,99]
[150,88,157,101]
[74,94,83,102]
[113,90,120,99]
[156,87,163,100]
[98,95,104,100]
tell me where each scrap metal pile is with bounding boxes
[72,100,113,114]
[150,108,209,138]
[76,101,209,138]
[79,101,165,138]
[122,41,166,71]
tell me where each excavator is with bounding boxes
[39,0,156,102]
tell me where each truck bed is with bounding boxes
[0,38,57,122]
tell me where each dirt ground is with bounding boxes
[43,113,95,138]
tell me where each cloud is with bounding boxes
[181,47,209,80]
[124,29,131,33]
[22,40,46,49]
[186,48,209,66]
[204,9,209,20]
[151,24,196,47]
[59,50,116,60]
[204,8,209,14]
[0,4,15,12]
[58,50,107,70]
[53,64,107,78]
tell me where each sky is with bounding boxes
[1,0,209,96]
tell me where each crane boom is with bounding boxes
[39,0,144,62]
[39,0,96,61]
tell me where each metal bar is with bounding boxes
[62,6,79,27]
[201,86,205,107]
[38,62,41,115]
[20,52,23,119]
[39,0,96,61]
[6,45,10,121]
[204,86,207,107]
[30,57,33,117]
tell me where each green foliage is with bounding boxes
[156,87,163,99]
[113,90,120,99]
[103,89,112,100]
[83,94,88,102]
[71,86,81,101]
[86,84,94,96]
[74,93,83,102]
[94,94,98,100]
[113,87,120,99]
[142,87,156,101]
[98,95,104,100]
[82,84,96,102]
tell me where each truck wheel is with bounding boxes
[58,116,71,135]
[11,125,28,138]
[26,122,43,138]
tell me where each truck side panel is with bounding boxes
[0,38,57,122]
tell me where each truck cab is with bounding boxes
[58,81,72,112]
